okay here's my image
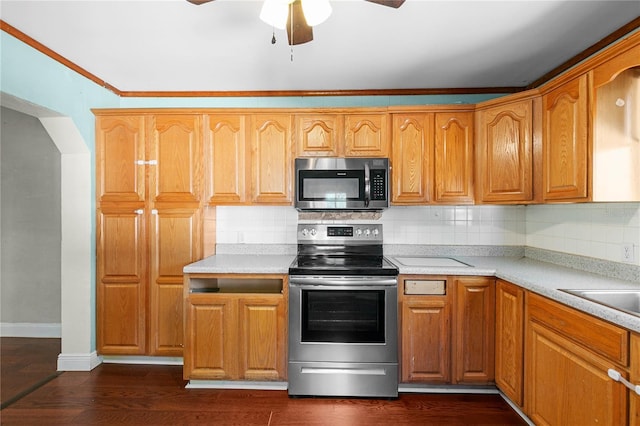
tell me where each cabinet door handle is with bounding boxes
[134,209,144,215]
[151,209,158,215]
[135,160,158,165]
[608,368,640,395]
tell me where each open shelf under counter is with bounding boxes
[188,276,285,294]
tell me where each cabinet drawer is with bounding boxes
[405,280,446,295]
[528,293,629,366]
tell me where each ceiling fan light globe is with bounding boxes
[259,0,291,29]
[301,0,332,26]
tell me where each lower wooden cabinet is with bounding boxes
[183,275,287,381]
[453,276,495,384]
[495,279,525,407]
[401,279,451,383]
[526,293,629,426]
[399,275,495,385]
[631,333,640,426]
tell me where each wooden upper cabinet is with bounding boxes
[149,114,202,205]
[592,54,640,202]
[96,115,146,204]
[344,113,390,157]
[542,74,589,201]
[433,112,474,204]
[205,114,247,204]
[250,114,293,204]
[391,113,433,204]
[476,99,534,203]
[295,113,389,157]
[295,114,342,157]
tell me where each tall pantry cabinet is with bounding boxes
[96,113,204,356]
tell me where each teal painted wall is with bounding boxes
[119,93,500,109]
[1,29,504,353]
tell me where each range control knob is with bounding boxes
[301,228,309,236]
[355,228,363,236]
[364,228,371,236]
[309,228,317,236]
[372,228,379,236]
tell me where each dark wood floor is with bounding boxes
[1,340,527,426]
[1,337,61,409]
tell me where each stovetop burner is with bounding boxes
[288,255,398,276]
[288,223,398,277]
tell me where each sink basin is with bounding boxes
[560,289,640,317]
[393,257,471,267]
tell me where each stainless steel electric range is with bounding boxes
[288,223,399,398]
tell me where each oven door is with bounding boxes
[288,276,398,364]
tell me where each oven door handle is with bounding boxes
[289,276,397,287]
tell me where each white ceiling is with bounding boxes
[2,0,639,93]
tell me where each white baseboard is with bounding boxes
[187,380,287,390]
[101,356,183,366]
[57,351,101,371]
[398,384,499,394]
[0,322,61,337]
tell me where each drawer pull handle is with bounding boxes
[608,368,640,395]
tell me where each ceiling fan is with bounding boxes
[186,0,406,46]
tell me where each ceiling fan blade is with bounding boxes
[286,0,313,45]
[186,0,215,5]
[364,0,406,8]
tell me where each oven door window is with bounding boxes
[301,289,385,343]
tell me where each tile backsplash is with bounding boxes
[216,205,526,246]
[217,203,640,266]
[526,203,640,265]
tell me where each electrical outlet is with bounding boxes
[622,244,635,263]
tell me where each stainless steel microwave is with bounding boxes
[294,157,390,211]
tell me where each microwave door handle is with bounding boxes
[364,162,371,207]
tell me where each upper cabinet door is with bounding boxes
[250,114,293,204]
[542,75,589,201]
[391,114,433,204]
[206,114,247,204]
[96,115,146,204]
[295,114,342,157]
[434,112,474,204]
[344,114,390,157]
[149,114,203,205]
[476,99,534,203]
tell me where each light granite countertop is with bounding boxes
[387,255,640,333]
[183,254,296,275]
[184,248,640,333]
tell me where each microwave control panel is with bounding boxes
[371,170,387,200]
